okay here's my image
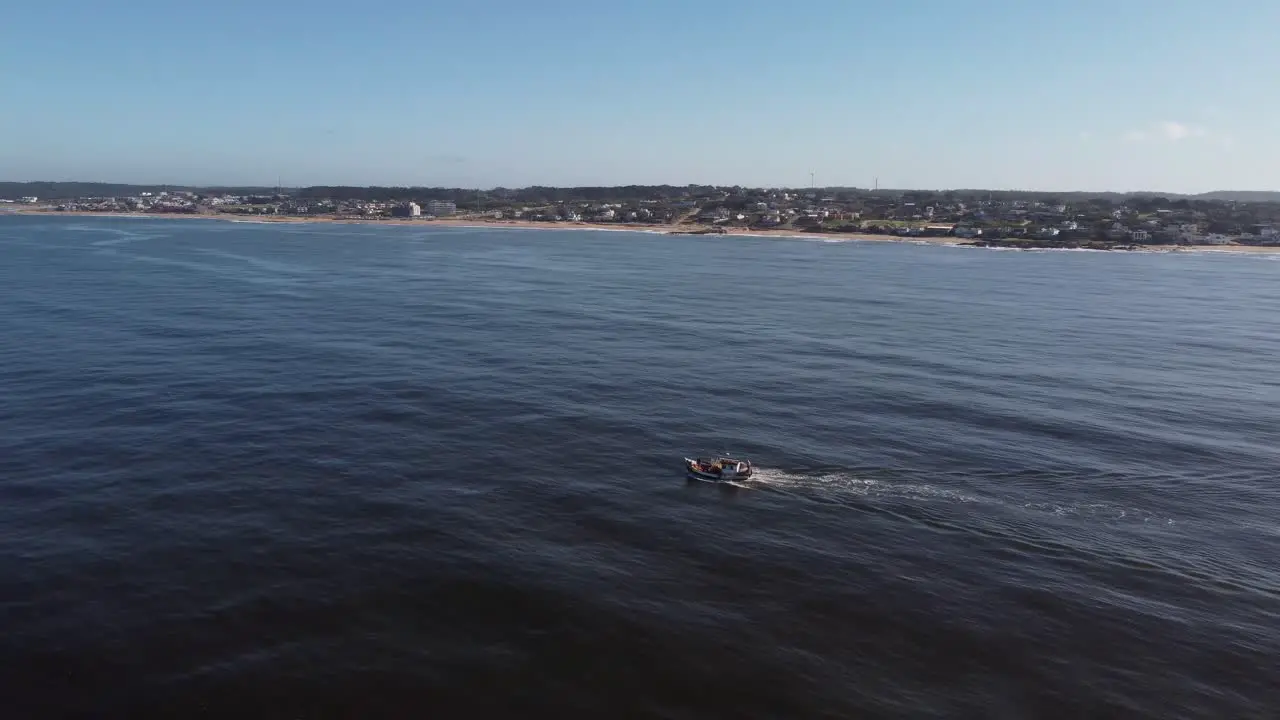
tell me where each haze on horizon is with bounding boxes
[2,0,1277,194]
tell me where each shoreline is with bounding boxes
[6,209,1280,254]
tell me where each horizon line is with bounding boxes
[2,180,1277,197]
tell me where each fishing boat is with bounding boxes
[684,456,754,482]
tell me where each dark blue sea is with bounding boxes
[2,215,1278,718]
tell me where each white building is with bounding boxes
[426,200,456,216]
[390,202,420,218]
[1173,223,1202,243]
[19,196,38,203]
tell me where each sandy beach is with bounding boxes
[7,209,1279,254]
[5,209,943,244]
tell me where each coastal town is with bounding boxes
[5,183,1280,249]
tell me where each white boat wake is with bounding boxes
[746,467,980,502]
[736,467,1175,525]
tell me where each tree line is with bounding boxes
[4,181,1280,206]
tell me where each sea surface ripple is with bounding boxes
[2,216,1278,718]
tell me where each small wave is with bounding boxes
[116,252,311,297]
[422,224,668,237]
[60,225,168,247]
[577,227,667,235]
[1020,502,1174,524]
[724,233,853,244]
[1169,247,1280,258]
[195,248,317,276]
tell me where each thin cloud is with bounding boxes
[1123,121,1210,143]
[1157,121,1206,140]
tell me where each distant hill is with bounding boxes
[1190,191,1280,203]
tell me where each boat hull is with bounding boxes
[687,470,753,482]
[684,458,753,483]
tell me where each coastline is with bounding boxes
[7,209,1280,254]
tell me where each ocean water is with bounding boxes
[2,215,1278,718]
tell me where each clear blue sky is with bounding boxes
[2,0,1276,192]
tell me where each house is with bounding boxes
[1172,223,1202,243]
[1129,230,1150,242]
